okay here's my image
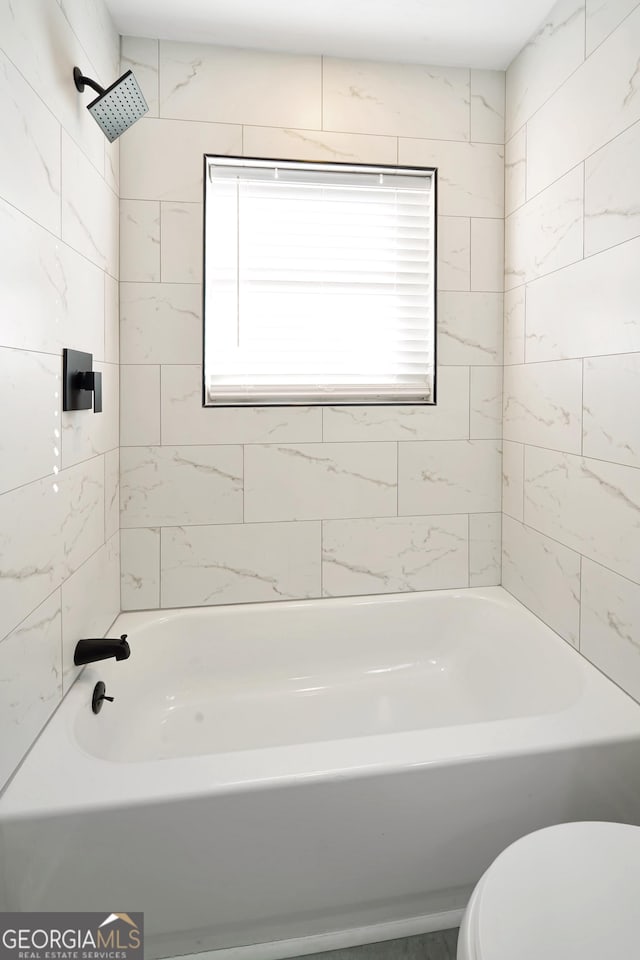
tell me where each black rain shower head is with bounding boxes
[73,67,148,142]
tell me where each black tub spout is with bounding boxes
[74,634,130,665]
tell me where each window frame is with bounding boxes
[201,154,438,409]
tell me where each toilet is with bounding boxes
[457,821,640,960]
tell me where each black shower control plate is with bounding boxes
[63,348,95,411]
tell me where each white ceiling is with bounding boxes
[105,0,557,70]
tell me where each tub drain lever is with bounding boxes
[92,681,114,715]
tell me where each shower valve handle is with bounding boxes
[77,371,102,413]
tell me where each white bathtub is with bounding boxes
[2,587,640,960]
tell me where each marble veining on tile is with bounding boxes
[526,4,640,196]
[0,348,61,495]
[160,202,202,283]
[0,0,107,171]
[525,236,640,362]
[399,440,502,516]
[121,365,161,446]
[506,0,585,138]
[161,365,322,445]
[505,127,526,216]
[121,527,160,611]
[61,132,118,278]
[0,48,61,235]
[161,522,321,607]
[323,58,470,141]
[438,293,503,367]
[0,458,104,644]
[438,217,471,291]
[120,446,243,528]
[0,593,62,789]
[471,219,504,292]
[502,515,581,645]
[121,36,159,117]
[242,126,397,166]
[585,118,640,256]
[470,70,505,143]
[505,165,583,289]
[586,0,640,55]
[469,512,501,586]
[502,440,525,522]
[323,368,470,442]
[119,117,242,202]
[245,443,397,522]
[524,447,640,584]
[503,288,525,365]
[159,41,322,129]
[503,360,582,453]
[59,0,119,81]
[581,557,640,700]
[322,515,469,596]
[120,200,160,282]
[120,282,201,364]
[398,139,504,218]
[583,353,640,468]
[470,367,503,439]
[104,448,119,540]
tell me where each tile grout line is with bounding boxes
[521,443,526,522]
[1,44,113,188]
[507,227,640,296]
[0,524,112,647]
[139,113,504,147]
[582,159,586,261]
[580,359,584,456]
[506,3,595,144]
[59,124,63,237]
[159,364,163,445]
[578,553,583,651]
[513,512,640,591]
[158,523,163,609]
[0,193,120,283]
[159,200,163,282]
[584,1,640,61]
[120,510,504,531]
[109,437,640,472]
[507,107,640,217]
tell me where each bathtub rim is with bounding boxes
[2,586,640,820]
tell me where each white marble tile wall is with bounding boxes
[119,37,505,612]
[503,0,640,702]
[0,1,120,789]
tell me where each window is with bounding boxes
[203,155,437,406]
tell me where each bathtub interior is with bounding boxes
[74,589,585,762]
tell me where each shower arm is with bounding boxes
[73,67,105,97]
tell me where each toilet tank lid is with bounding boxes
[472,821,640,960]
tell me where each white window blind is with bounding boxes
[203,156,436,406]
